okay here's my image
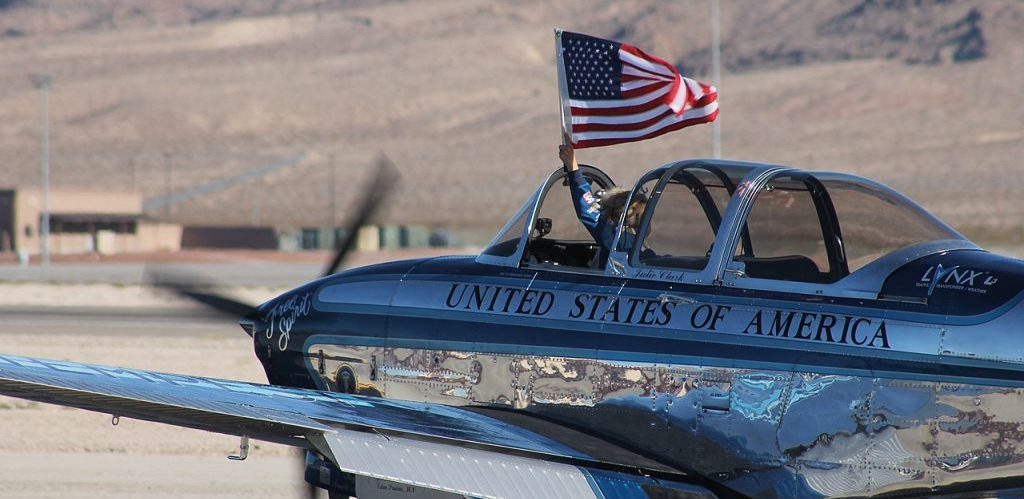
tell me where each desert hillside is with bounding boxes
[0,0,1021,242]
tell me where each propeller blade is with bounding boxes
[174,288,257,318]
[299,449,320,499]
[146,267,257,319]
[322,155,399,277]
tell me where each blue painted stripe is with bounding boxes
[378,304,1024,382]
[580,469,609,499]
[582,468,642,499]
[408,260,1022,324]
[580,467,723,499]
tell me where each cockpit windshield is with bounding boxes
[631,164,751,271]
[628,165,966,291]
[717,170,965,287]
[480,159,967,297]
[812,173,963,273]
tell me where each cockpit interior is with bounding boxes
[481,160,966,299]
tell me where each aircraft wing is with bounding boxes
[0,353,717,498]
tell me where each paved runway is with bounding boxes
[0,262,322,286]
[0,253,475,497]
[0,306,323,498]
[0,453,314,499]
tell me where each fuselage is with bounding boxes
[251,246,1024,498]
[248,159,1024,498]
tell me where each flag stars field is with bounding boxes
[557,30,719,148]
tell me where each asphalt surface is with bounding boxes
[0,306,238,338]
[0,306,321,498]
[0,262,323,287]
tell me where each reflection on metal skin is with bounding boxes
[799,428,919,496]
[306,342,1024,497]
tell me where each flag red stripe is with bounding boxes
[620,60,673,82]
[620,81,670,99]
[694,91,717,108]
[570,87,717,118]
[620,74,656,83]
[573,102,718,140]
[572,108,677,133]
[574,108,720,149]
[572,100,718,133]
[618,43,678,79]
[569,97,667,116]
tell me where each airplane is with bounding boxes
[3,156,1024,499]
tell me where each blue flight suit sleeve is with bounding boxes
[567,170,618,255]
[567,170,603,239]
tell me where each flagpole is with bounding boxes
[554,28,571,145]
[711,0,721,158]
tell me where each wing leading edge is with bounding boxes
[0,353,717,498]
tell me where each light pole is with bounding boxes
[29,73,52,266]
[711,0,721,159]
[163,151,173,221]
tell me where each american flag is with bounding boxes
[557,31,718,149]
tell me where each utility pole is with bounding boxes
[30,73,52,266]
[252,178,262,226]
[329,159,337,226]
[328,156,338,248]
[711,0,722,159]
[164,152,172,220]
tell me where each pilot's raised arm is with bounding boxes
[559,142,617,254]
[559,142,650,262]
[559,143,601,232]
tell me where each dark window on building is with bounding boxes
[332,228,346,250]
[52,221,137,234]
[301,228,320,250]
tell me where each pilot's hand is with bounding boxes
[558,142,578,172]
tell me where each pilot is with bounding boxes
[559,141,648,264]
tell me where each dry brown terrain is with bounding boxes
[0,0,1021,243]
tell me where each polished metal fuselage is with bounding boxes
[246,254,1024,498]
[245,160,1024,497]
[308,345,1024,498]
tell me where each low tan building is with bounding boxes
[0,187,181,256]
